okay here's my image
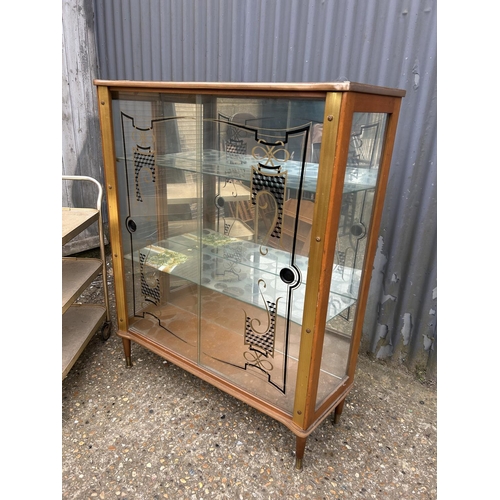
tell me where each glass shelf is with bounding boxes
[151,149,378,194]
[127,229,361,325]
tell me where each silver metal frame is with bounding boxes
[62,175,110,326]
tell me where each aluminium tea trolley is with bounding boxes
[62,175,112,379]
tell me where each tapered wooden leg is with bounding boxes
[122,338,132,367]
[295,436,307,470]
[333,399,346,425]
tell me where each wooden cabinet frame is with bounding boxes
[95,80,404,468]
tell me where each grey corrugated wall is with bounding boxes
[91,0,437,376]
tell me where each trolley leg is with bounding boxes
[333,399,346,425]
[295,436,307,470]
[122,338,132,367]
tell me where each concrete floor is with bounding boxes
[62,254,437,499]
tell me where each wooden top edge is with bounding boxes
[93,80,406,97]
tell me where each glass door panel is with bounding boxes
[195,97,324,414]
[112,93,203,364]
[112,92,326,414]
[316,112,388,409]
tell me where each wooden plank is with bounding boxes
[96,85,129,331]
[62,0,104,251]
[292,91,344,430]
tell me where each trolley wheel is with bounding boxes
[100,321,111,341]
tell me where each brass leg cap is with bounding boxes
[125,356,133,368]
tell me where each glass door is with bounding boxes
[112,91,326,414]
[112,92,204,364]
[191,97,323,413]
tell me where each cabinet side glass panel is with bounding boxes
[316,112,388,409]
[112,92,203,364]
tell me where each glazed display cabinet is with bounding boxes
[95,80,404,468]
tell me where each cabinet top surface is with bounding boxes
[94,80,406,97]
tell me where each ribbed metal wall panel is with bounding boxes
[92,0,437,376]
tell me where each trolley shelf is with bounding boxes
[62,207,99,246]
[62,304,107,378]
